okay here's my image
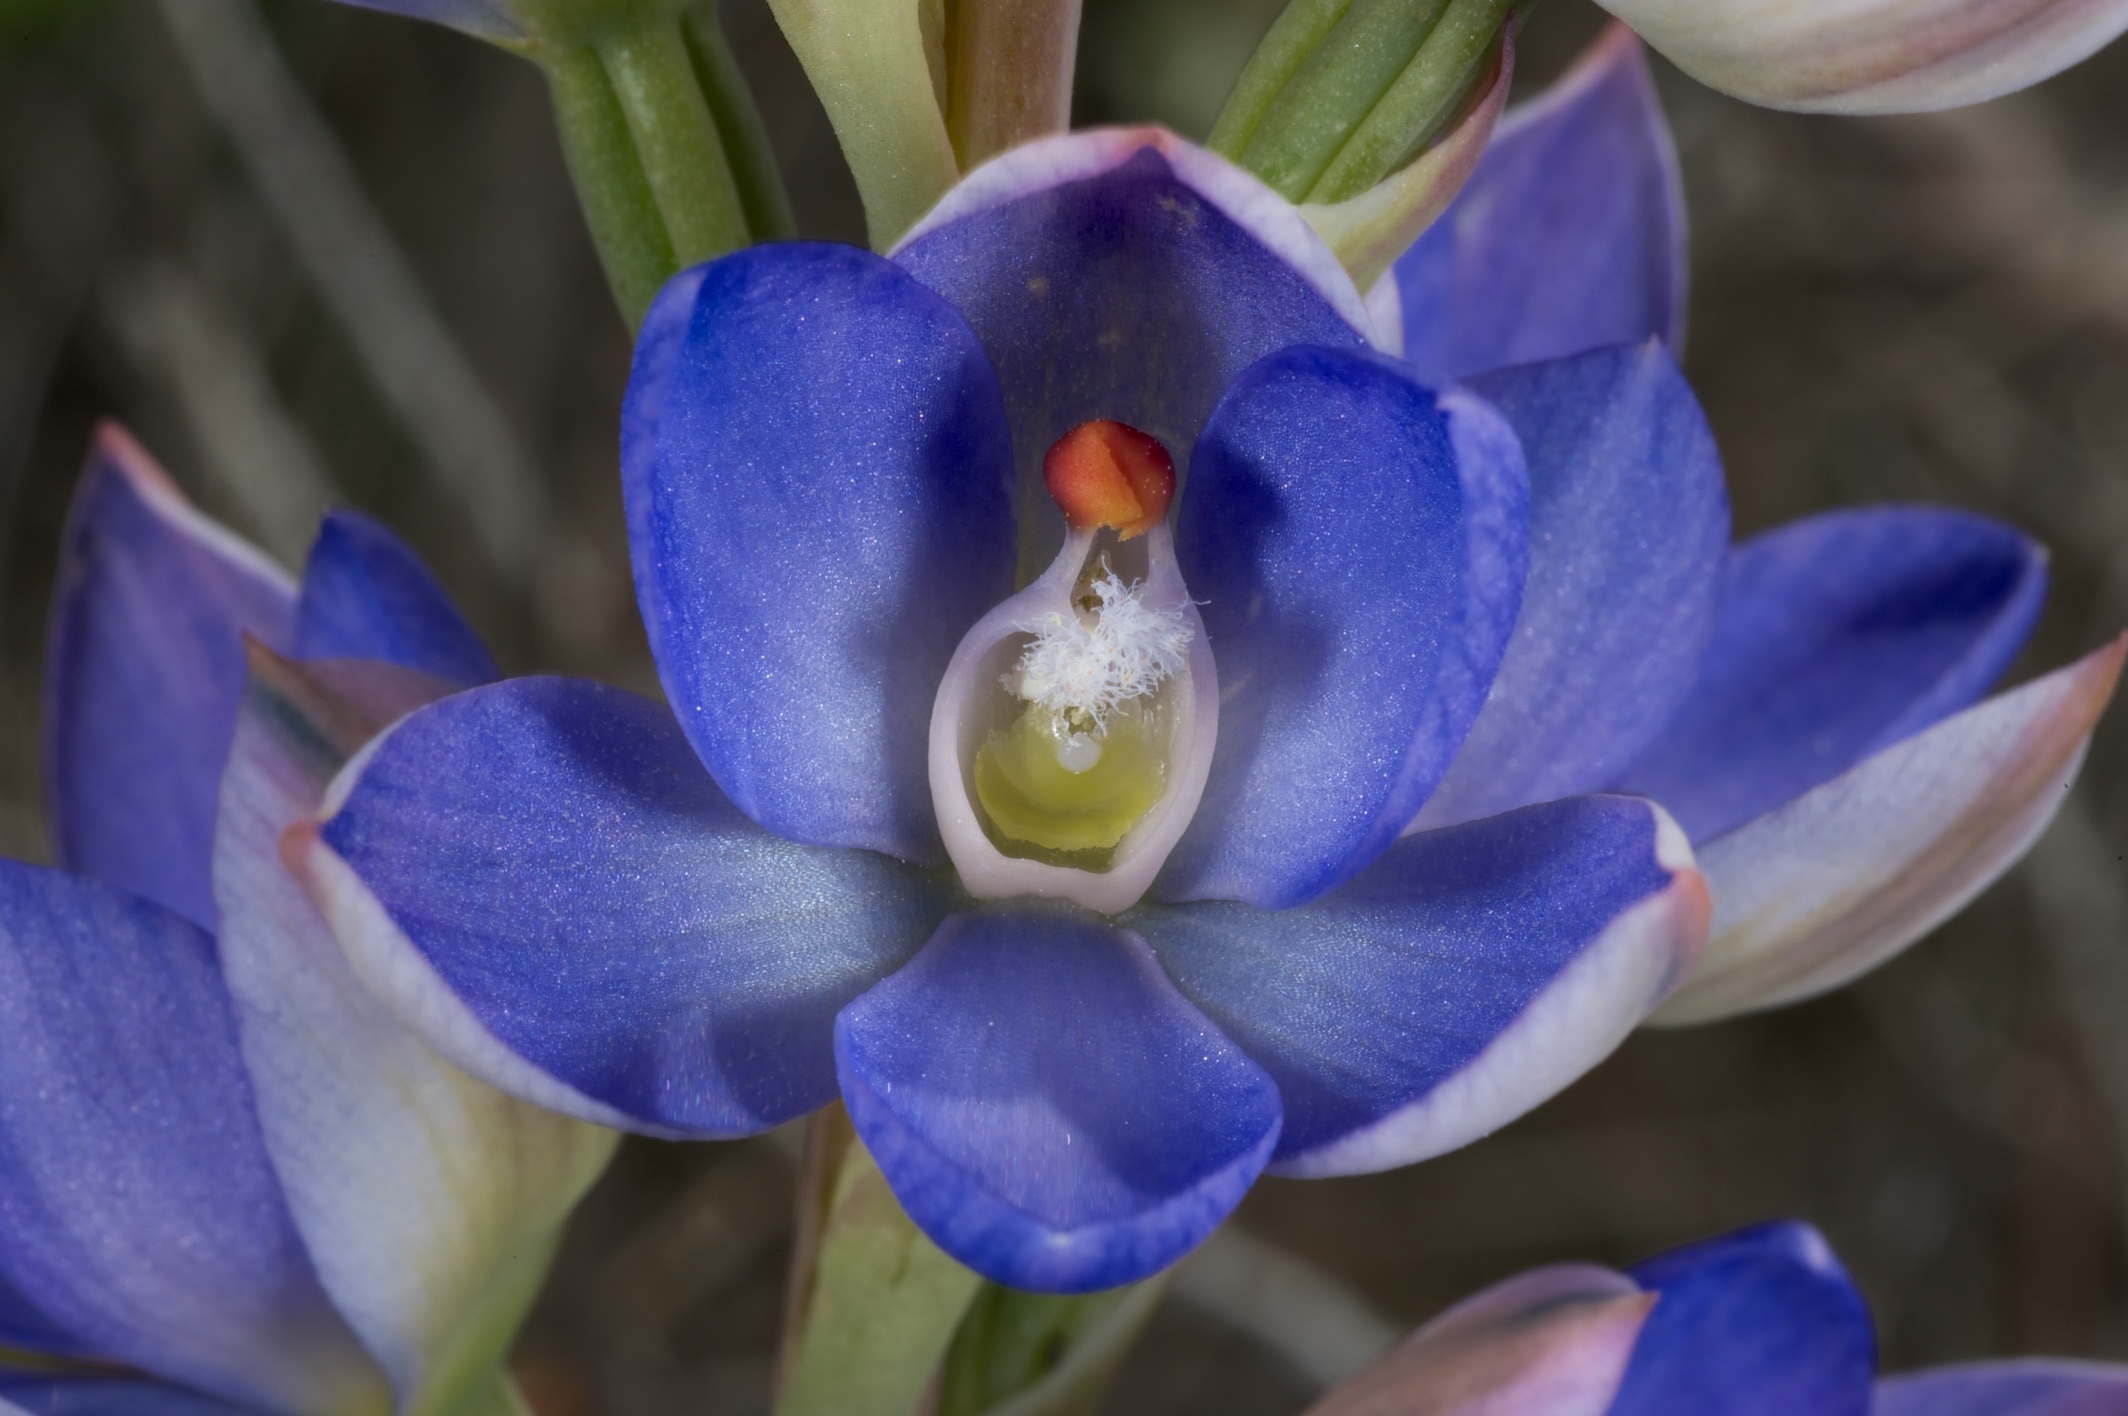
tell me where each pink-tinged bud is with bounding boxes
[1042,421,1177,539]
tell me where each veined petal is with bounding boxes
[1616,506,2048,843]
[622,245,1015,866]
[834,905,1282,1293]
[0,1376,268,1416]
[45,424,295,929]
[1304,1265,1653,1416]
[216,649,616,1413]
[294,511,498,687]
[1877,1360,2128,1415]
[1374,26,1685,383]
[1413,342,1728,831]
[0,861,386,1416]
[1652,636,2125,1026]
[893,128,1371,576]
[1136,796,1707,1177]
[299,676,951,1138]
[1159,346,1528,909]
[1595,0,2128,114]
[1613,1221,1874,1416]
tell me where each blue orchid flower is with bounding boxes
[1301,1218,2128,1416]
[290,36,2121,1296]
[0,427,613,1416]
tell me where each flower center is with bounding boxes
[972,424,1187,864]
[926,419,1216,914]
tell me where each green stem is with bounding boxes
[1308,0,1516,201]
[766,0,960,250]
[598,17,750,266]
[1234,0,1452,201]
[774,1119,982,1416]
[542,48,678,330]
[681,2,797,241]
[1207,0,1358,159]
[938,1278,1170,1416]
[944,0,1082,171]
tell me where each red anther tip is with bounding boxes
[1041,421,1177,539]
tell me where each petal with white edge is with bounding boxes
[0,860,386,1416]
[45,423,295,929]
[1303,1265,1652,1416]
[893,127,1372,576]
[1137,795,1707,1177]
[296,676,951,1139]
[216,647,616,1413]
[1651,635,2126,1026]
[1596,0,2128,115]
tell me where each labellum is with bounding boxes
[928,422,1218,913]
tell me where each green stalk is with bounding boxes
[543,47,678,329]
[937,1278,1170,1416]
[774,1127,981,1416]
[767,0,960,250]
[944,0,1082,171]
[1207,0,1358,159]
[1308,0,1517,201]
[598,17,750,266]
[1234,0,1451,201]
[681,2,797,241]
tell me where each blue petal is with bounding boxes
[1615,506,2048,843]
[45,426,295,929]
[294,511,498,686]
[834,905,1282,1293]
[1158,345,1528,909]
[622,245,1015,865]
[1413,342,1729,829]
[0,1376,266,1416]
[894,140,1369,571]
[313,676,952,1137]
[1134,795,1704,1176]
[1877,1361,2128,1416]
[0,861,385,1414]
[1612,1221,1875,1416]
[1386,26,1685,383]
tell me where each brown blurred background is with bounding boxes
[3,0,2127,1410]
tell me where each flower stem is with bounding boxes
[936,1277,1169,1416]
[1225,0,1453,200]
[543,47,678,329]
[1309,0,1518,201]
[766,0,960,249]
[1209,0,1516,204]
[598,18,750,268]
[943,0,1083,171]
[1207,0,1353,159]
[774,1108,982,1416]
[680,2,797,241]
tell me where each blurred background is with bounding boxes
[3,0,2127,1410]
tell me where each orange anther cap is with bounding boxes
[1041,421,1176,540]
